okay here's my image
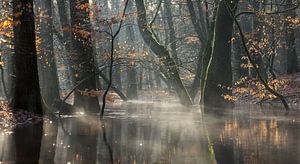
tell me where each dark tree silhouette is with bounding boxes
[11,0,43,115]
[201,0,239,109]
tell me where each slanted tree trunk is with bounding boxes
[69,0,100,113]
[11,0,43,115]
[135,0,193,106]
[201,0,238,108]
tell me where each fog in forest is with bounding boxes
[0,0,299,163]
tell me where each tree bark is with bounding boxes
[37,0,60,109]
[11,0,43,115]
[69,0,100,113]
[201,0,238,108]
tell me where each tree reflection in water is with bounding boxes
[13,122,43,164]
[100,120,113,163]
[0,103,298,163]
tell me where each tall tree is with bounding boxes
[11,2,44,162]
[285,0,299,74]
[201,0,238,108]
[11,0,43,114]
[37,0,61,108]
[164,0,179,64]
[69,0,100,113]
[126,0,138,99]
[186,0,209,101]
[135,0,193,106]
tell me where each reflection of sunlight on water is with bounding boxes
[48,103,211,163]
[219,119,289,148]
[214,105,300,163]
[0,103,298,163]
[34,106,300,164]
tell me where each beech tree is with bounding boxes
[69,0,100,113]
[201,0,239,109]
[11,0,43,115]
[11,1,44,161]
[37,0,60,108]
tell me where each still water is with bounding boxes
[0,102,299,164]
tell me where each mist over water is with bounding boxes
[0,102,299,164]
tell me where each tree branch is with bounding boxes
[235,1,299,18]
[224,0,290,112]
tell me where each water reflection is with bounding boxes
[54,117,98,163]
[0,103,298,164]
[13,122,43,164]
[40,120,57,163]
[206,106,300,164]
[101,122,113,163]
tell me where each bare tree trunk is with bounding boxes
[11,0,43,115]
[69,0,100,113]
[201,0,238,108]
[285,0,299,74]
[37,0,60,109]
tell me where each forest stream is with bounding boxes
[0,102,298,164]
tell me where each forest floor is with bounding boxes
[237,72,300,110]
